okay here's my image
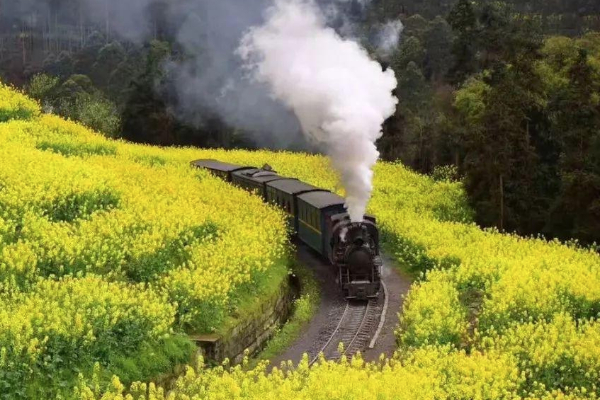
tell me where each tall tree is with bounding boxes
[447,0,478,84]
[423,16,454,82]
[391,36,425,72]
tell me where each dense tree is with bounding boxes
[457,19,545,232]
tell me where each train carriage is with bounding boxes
[231,168,286,199]
[296,191,347,260]
[266,179,327,233]
[190,159,253,181]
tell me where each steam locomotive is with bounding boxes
[191,159,382,300]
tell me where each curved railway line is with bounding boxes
[309,281,387,365]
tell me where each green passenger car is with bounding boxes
[265,179,326,234]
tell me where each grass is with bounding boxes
[251,256,320,366]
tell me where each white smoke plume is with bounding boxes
[239,0,398,222]
[376,20,404,60]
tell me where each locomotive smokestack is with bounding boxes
[239,0,398,222]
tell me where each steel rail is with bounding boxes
[309,301,350,366]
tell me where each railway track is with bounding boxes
[309,281,387,365]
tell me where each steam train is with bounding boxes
[191,159,382,300]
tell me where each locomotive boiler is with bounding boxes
[190,159,382,300]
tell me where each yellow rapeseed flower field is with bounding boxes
[2,84,600,399]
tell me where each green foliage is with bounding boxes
[63,92,122,137]
[454,76,490,125]
[26,73,123,137]
[26,73,59,104]
[447,0,478,84]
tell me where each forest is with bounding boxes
[1,0,600,244]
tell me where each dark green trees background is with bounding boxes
[2,0,600,244]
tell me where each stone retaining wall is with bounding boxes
[191,275,298,364]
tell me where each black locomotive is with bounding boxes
[191,159,382,300]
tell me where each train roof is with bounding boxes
[232,168,284,183]
[191,159,252,172]
[266,179,325,195]
[297,191,346,210]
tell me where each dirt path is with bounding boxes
[270,245,413,367]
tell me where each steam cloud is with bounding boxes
[376,20,404,60]
[239,0,398,221]
[4,0,398,220]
